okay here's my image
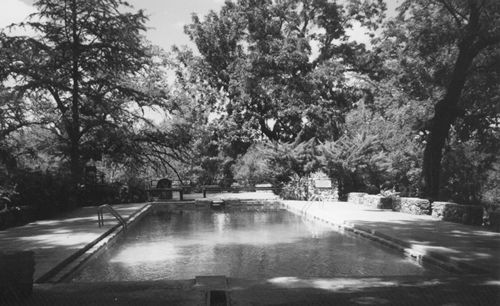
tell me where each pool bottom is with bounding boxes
[70,207,448,282]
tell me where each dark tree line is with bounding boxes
[1,0,499,208]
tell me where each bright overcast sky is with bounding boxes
[0,0,225,51]
[1,0,401,52]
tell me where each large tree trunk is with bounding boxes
[422,47,476,200]
[69,0,81,203]
[421,0,487,201]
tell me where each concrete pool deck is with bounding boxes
[15,275,500,305]
[1,194,500,305]
[0,203,148,281]
[282,200,500,278]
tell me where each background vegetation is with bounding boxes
[1,0,499,225]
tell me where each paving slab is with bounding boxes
[0,203,147,281]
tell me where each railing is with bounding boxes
[302,194,336,212]
[97,204,127,229]
[308,194,324,202]
[308,193,337,202]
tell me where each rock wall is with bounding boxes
[432,202,483,226]
[392,197,431,215]
[364,195,393,209]
[344,192,491,228]
[309,187,338,201]
[347,192,367,205]
[307,176,338,201]
[347,193,392,209]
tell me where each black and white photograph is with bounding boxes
[1,0,499,305]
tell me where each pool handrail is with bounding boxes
[97,204,127,229]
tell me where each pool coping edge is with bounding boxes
[281,201,491,276]
[36,203,154,283]
[36,199,491,284]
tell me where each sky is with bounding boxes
[0,0,225,51]
[1,0,401,52]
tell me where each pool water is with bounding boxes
[71,209,445,282]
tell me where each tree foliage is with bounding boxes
[0,0,166,190]
[184,0,386,143]
[232,138,320,188]
[381,0,500,200]
[1,0,499,212]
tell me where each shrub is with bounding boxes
[441,139,497,204]
[232,143,276,186]
[13,170,74,218]
[319,132,392,199]
[232,140,320,189]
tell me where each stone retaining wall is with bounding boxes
[347,193,432,216]
[431,202,483,226]
[347,192,367,205]
[308,174,338,201]
[392,197,431,215]
[309,188,338,201]
[194,198,282,208]
[342,192,495,226]
[347,193,392,209]
[364,195,393,209]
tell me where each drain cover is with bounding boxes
[208,290,228,306]
[195,276,229,306]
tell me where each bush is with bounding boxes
[14,170,74,218]
[232,143,275,186]
[319,132,393,199]
[232,140,320,191]
[80,181,148,206]
[0,206,37,230]
[480,161,500,206]
[441,139,497,204]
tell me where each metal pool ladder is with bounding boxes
[97,204,127,229]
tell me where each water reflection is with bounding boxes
[267,276,400,291]
[213,213,229,233]
[71,210,442,282]
[110,242,180,264]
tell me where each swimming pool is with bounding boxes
[70,206,446,282]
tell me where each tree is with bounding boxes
[0,0,162,193]
[0,84,44,176]
[0,87,31,141]
[319,130,391,198]
[387,0,500,199]
[184,0,386,143]
[165,46,257,185]
[176,0,389,185]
